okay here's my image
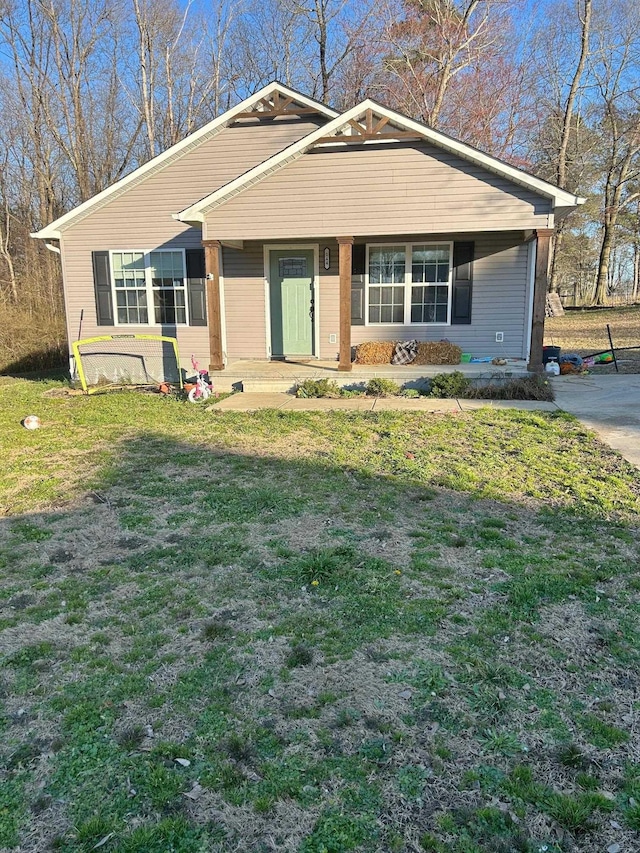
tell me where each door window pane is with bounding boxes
[279,257,307,278]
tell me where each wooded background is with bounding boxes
[0,0,638,372]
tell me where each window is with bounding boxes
[110,250,187,326]
[366,242,452,325]
[150,251,186,324]
[113,252,148,325]
[410,245,450,323]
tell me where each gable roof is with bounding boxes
[176,99,585,224]
[32,83,338,240]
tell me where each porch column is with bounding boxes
[202,239,224,371]
[527,228,553,373]
[337,236,354,371]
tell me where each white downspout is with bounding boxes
[524,237,537,363]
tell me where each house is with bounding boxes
[32,83,584,380]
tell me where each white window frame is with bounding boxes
[109,248,189,327]
[365,241,454,327]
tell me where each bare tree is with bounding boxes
[378,0,513,129]
[547,0,592,293]
[590,0,640,305]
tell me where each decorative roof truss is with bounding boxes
[233,90,324,120]
[313,108,423,146]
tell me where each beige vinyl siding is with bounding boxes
[203,143,552,240]
[222,242,267,360]
[351,232,530,358]
[59,118,325,366]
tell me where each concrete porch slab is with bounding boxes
[213,358,529,393]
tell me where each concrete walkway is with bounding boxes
[212,393,558,413]
[551,374,640,468]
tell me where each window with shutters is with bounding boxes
[110,249,188,326]
[366,242,453,325]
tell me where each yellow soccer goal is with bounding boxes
[72,334,183,393]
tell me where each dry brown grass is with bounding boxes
[545,305,640,373]
[0,303,67,375]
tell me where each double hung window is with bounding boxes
[367,242,453,325]
[111,250,188,326]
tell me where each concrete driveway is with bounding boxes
[552,374,640,468]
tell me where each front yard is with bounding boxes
[1,379,639,852]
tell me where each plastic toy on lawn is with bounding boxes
[186,355,213,402]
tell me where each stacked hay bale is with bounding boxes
[354,341,396,364]
[355,340,462,365]
[413,342,462,365]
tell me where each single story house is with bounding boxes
[33,83,584,377]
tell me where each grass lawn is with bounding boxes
[545,305,640,373]
[1,378,640,853]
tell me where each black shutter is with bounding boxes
[92,251,114,326]
[352,243,365,276]
[186,248,207,326]
[351,243,366,325]
[451,241,474,325]
[351,280,365,325]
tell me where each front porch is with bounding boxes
[212,357,530,393]
[200,229,553,377]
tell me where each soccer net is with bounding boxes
[72,334,182,393]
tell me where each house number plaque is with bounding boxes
[323,247,330,270]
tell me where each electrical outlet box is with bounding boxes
[495,332,504,343]
[329,333,337,344]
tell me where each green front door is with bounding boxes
[269,250,315,357]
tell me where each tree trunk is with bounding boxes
[548,222,566,294]
[548,0,591,294]
[594,224,614,306]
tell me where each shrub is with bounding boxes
[296,378,341,398]
[428,371,471,398]
[365,377,400,397]
[399,387,421,398]
[465,375,555,402]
